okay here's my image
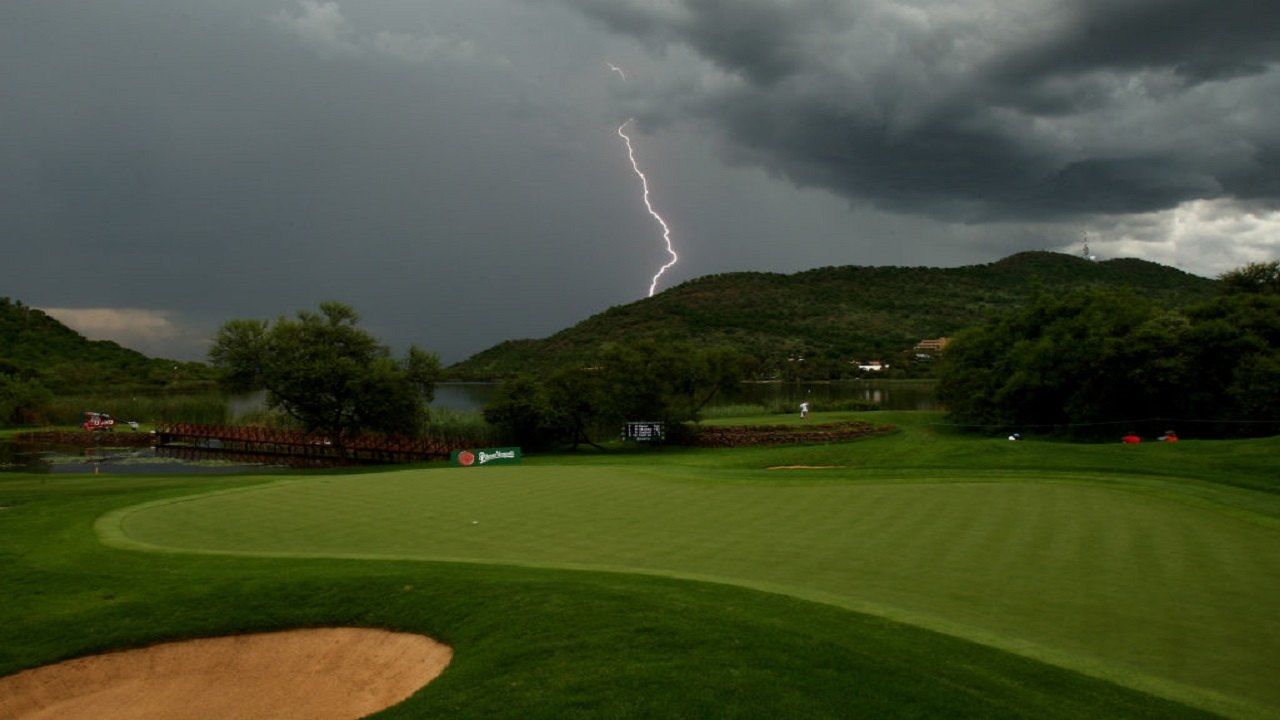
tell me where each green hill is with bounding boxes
[0,297,211,393]
[449,252,1218,380]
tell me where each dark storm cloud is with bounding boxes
[3,0,1276,363]
[994,0,1280,83]
[1,0,664,360]
[565,0,1280,220]
[565,0,847,84]
[1221,146,1280,202]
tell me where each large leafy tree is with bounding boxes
[483,340,752,449]
[483,375,554,449]
[0,375,52,426]
[482,369,612,451]
[938,290,1166,428]
[597,339,751,426]
[937,280,1280,437]
[1219,260,1280,295]
[209,302,440,443]
[541,367,609,450]
[1182,291,1280,428]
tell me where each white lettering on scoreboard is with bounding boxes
[624,421,665,442]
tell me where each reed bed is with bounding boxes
[44,393,230,426]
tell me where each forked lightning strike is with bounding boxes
[616,118,678,297]
[607,63,679,296]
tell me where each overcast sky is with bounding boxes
[3,0,1278,361]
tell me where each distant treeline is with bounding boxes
[448,251,1218,381]
[1,297,216,426]
[0,298,214,394]
[938,261,1280,438]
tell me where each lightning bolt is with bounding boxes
[617,119,678,297]
[605,61,627,81]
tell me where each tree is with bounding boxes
[1182,292,1280,433]
[541,367,608,450]
[666,345,755,420]
[209,302,440,445]
[483,370,610,450]
[597,339,749,425]
[483,375,553,449]
[0,375,52,426]
[1220,260,1280,295]
[596,340,682,425]
[481,340,753,450]
[938,290,1195,431]
[937,283,1279,438]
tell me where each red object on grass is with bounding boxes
[1121,434,1141,444]
[82,412,115,432]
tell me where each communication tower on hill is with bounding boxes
[1081,234,1098,262]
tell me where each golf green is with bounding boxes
[102,464,1280,717]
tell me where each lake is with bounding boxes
[432,379,939,413]
[0,439,282,475]
[229,380,937,417]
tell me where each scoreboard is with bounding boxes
[623,421,665,442]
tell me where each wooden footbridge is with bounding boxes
[153,424,455,464]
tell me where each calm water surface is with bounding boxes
[234,381,937,415]
[432,380,939,413]
[0,440,280,475]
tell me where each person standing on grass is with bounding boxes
[799,401,809,419]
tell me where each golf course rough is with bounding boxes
[101,464,1280,719]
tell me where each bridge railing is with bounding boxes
[153,424,455,461]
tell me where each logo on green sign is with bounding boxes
[452,447,522,467]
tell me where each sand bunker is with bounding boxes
[0,628,451,720]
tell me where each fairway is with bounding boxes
[103,464,1280,717]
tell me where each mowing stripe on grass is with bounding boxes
[99,466,1280,718]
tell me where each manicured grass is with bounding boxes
[104,468,1280,716]
[0,476,1215,720]
[4,411,1278,718]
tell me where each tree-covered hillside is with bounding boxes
[449,252,1218,380]
[0,298,211,393]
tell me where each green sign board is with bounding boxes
[452,447,522,467]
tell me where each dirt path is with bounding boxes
[0,628,451,720]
